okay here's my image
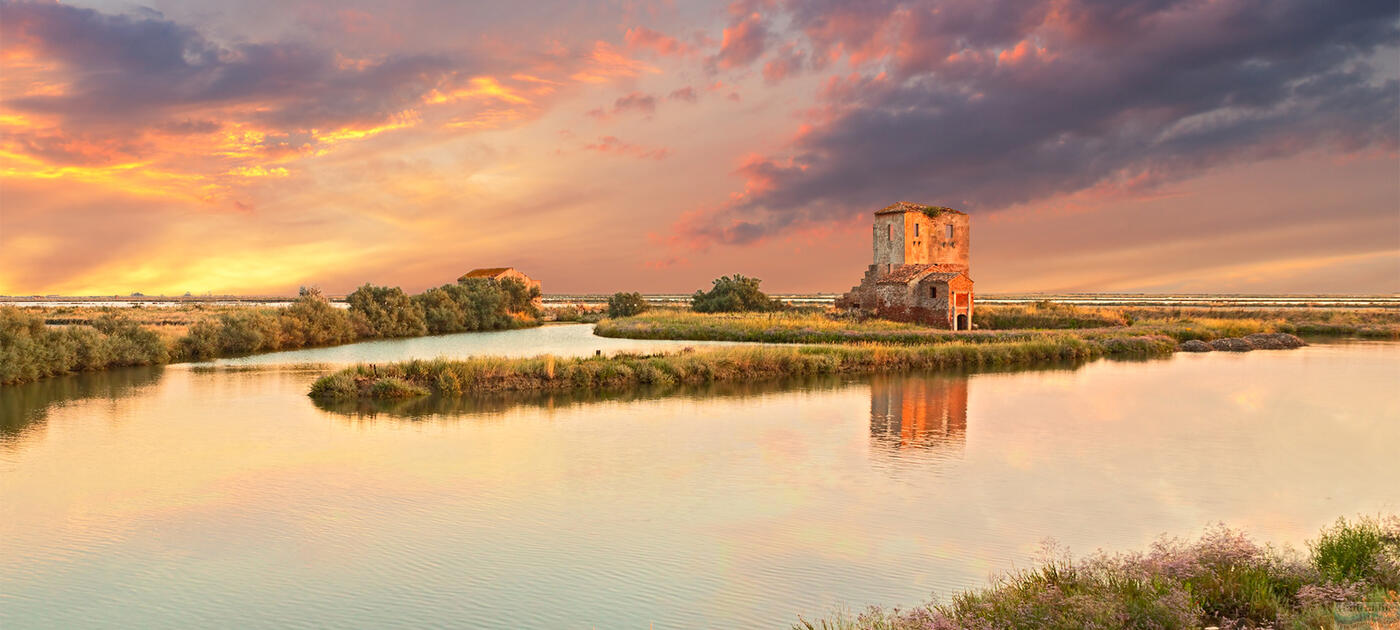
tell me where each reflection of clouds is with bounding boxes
[868,375,967,456]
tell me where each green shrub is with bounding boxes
[308,372,359,399]
[691,275,785,313]
[0,308,168,384]
[348,284,428,338]
[281,288,357,347]
[608,292,650,318]
[368,377,429,399]
[1310,516,1400,587]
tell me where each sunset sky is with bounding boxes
[1,0,1397,296]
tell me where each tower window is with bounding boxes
[930,286,937,299]
[945,224,954,240]
[914,224,920,237]
[888,224,894,241]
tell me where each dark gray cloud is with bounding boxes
[679,0,1400,246]
[1,1,459,132]
[586,91,659,119]
[668,86,699,102]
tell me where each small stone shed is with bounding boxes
[459,267,542,305]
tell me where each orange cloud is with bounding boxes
[625,26,695,57]
[581,136,671,160]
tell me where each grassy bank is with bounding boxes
[595,305,1400,345]
[2,278,540,386]
[311,372,861,419]
[308,334,1176,400]
[799,515,1400,630]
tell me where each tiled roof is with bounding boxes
[874,201,966,216]
[876,263,969,285]
[461,267,514,278]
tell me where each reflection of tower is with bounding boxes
[869,375,968,452]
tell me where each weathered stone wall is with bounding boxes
[836,268,959,328]
[871,210,970,271]
[872,214,906,268]
[915,278,953,325]
[901,212,970,270]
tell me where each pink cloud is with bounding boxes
[581,136,671,160]
[625,26,694,57]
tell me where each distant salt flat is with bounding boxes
[4,293,1397,309]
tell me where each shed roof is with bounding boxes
[874,201,966,216]
[461,267,515,278]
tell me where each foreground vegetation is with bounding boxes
[799,516,1400,630]
[1,278,540,385]
[597,303,1400,345]
[308,334,1176,400]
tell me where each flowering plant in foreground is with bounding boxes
[797,516,1400,630]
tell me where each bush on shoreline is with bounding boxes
[799,516,1400,630]
[692,275,786,313]
[608,292,650,318]
[1,309,169,384]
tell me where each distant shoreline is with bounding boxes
[4,293,1399,309]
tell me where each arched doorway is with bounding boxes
[956,313,968,331]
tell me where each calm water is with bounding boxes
[2,329,1398,629]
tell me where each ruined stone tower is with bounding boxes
[836,202,975,330]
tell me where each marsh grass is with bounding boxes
[798,517,1400,630]
[310,372,868,420]
[597,305,1400,346]
[309,335,1174,400]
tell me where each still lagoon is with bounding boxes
[2,325,1397,628]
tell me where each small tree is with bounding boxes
[607,292,650,318]
[347,284,428,338]
[691,274,784,313]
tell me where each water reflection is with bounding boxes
[0,366,163,445]
[868,375,968,455]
